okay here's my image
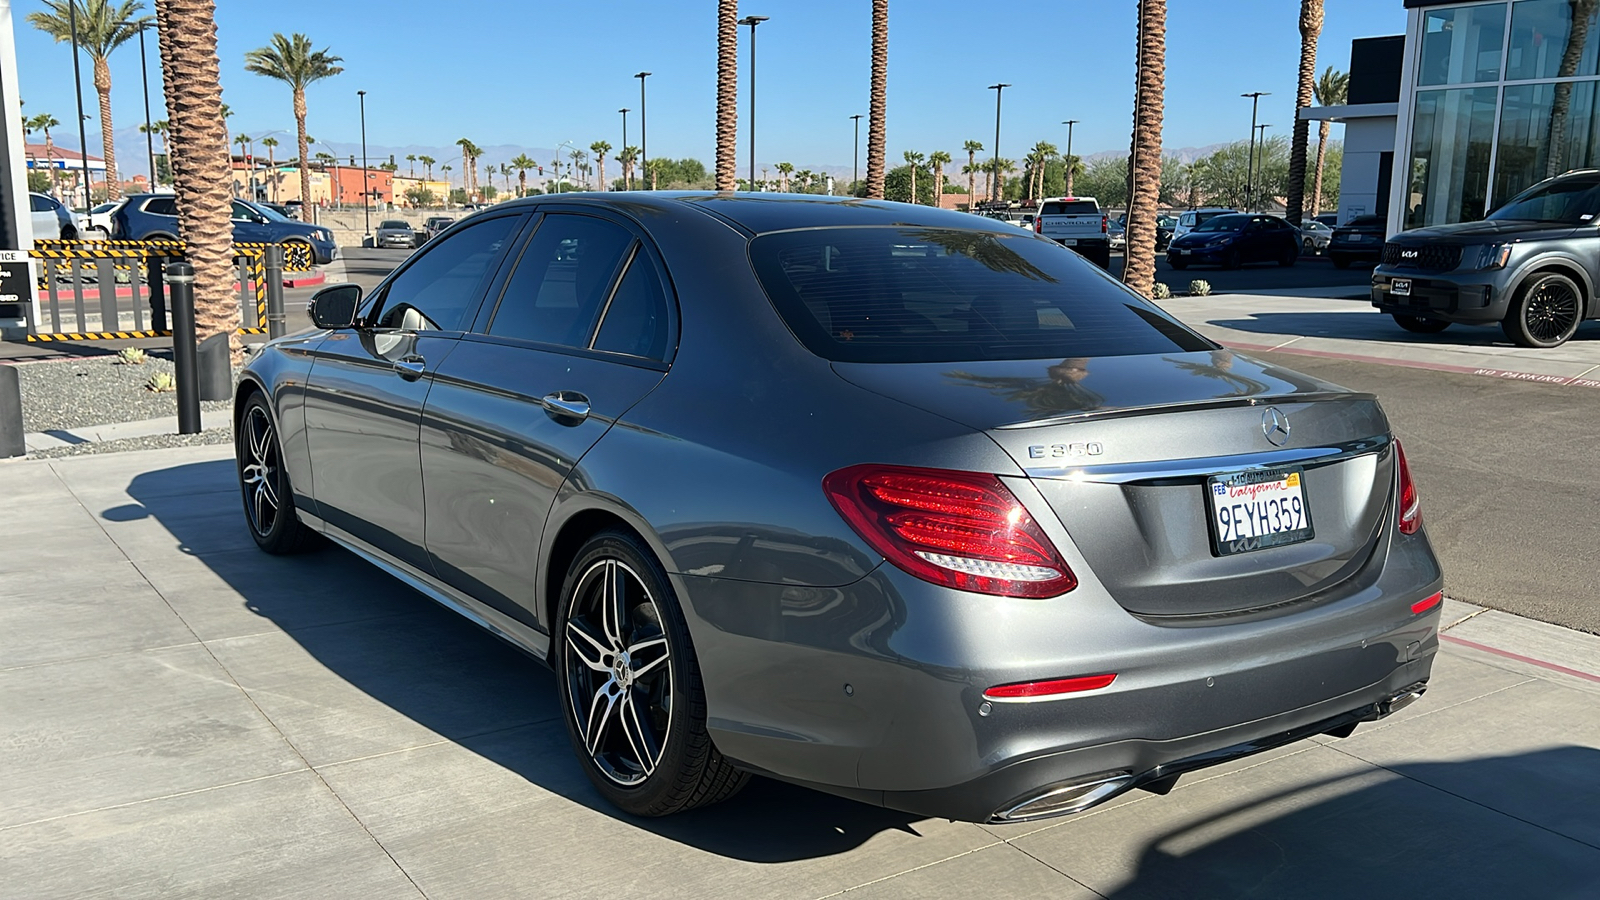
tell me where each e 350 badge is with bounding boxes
[1027,442,1105,459]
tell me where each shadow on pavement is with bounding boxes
[1210,310,1600,348]
[117,458,925,864]
[1102,747,1600,899]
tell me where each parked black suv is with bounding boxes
[1373,169,1600,348]
[1327,215,1385,268]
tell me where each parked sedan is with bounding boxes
[237,193,1441,824]
[1166,213,1300,269]
[1328,215,1386,268]
[374,219,419,249]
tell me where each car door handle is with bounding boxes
[541,391,590,421]
[394,357,426,381]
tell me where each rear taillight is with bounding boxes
[824,464,1077,598]
[1396,439,1421,534]
[1034,216,1043,234]
[1101,215,1108,234]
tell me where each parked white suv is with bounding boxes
[1174,207,1239,240]
[1034,196,1111,268]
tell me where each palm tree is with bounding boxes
[902,150,924,203]
[962,140,983,207]
[508,154,533,197]
[29,114,62,196]
[617,146,638,190]
[865,0,888,198]
[440,163,452,201]
[260,135,279,200]
[1284,0,1324,224]
[1026,141,1058,202]
[1310,67,1347,217]
[456,138,476,196]
[233,133,250,197]
[419,154,436,180]
[151,0,234,352]
[569,149,587,190]
[1124,0,1167,298]
[405,153,416,178]
[987,157,1014,200]
[244,33,342,220]
[589,141,611,192]
[715,0,738,190]
[499,163,513,196]
[29,1,152,196]
[775,161,793,192]
[928,150,951,207]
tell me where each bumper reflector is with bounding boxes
[1411,591,1443,615]
[984,673,1116,701]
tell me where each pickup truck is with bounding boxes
[1033,197,1111,268]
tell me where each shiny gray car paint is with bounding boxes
[238,192,1442,821]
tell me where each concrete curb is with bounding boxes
[22,409,232,453]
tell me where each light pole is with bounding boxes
[739,15,768,190]
[1062,119,1079,196]
[357,90,370,239]
[1253,124,1272,211]
[1241,91,1269,212]
[138,24,156,189]
[635,72,651,189]
[987,83,1010,203]
[68,2,93,207]
[851,114,863,193]
[619,107,629,187]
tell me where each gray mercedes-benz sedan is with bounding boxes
[234,193,1442,824]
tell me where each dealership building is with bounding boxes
[1305,0,1600,235]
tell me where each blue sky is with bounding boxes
[15,0,1408,173]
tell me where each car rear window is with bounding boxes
[143,197,178,216]
[749,227,1212,364]
[380,220,408,229]
[1039,200,1099,215]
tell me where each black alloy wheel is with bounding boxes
[555,530,747,816]
[236,393,317,554]
[1392,314,1451,334]
[1504,272,1584,348]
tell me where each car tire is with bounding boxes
[281,239,314,269]
[144,232,179,245]
[1302,238,1315,253]
[1392,314,1451,334]
[1169,258,1188,270]
[237,392,319,555]
[555,529,749,817]
[1223,249,1242,270]
[1331,254,1351,269]
[60,224,78,241]
[1502,271,1584,348]
[1279,247,1297,267]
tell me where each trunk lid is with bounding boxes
[834,351,1395,618]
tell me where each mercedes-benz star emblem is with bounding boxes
[1262,407,1292,447]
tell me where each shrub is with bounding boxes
[116,347,148,365]
[1151,282,1172,300]
[145,371,175,392]
[1189,279,1212,297]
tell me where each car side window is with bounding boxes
[593,249,671,360]
[145,197,178,216]
[230,201,257,221]
[486,214,634,348]
[30,195,52,212]
[369,215,520,332]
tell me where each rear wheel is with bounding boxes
[236,392,318,554]
[1502,272,1583,348]
[1392,314,1451,334]
[1278,246,1298,267]
[555,530,748,816]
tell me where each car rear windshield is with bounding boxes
[380,220,408,229]
[1488,176,1600,224]
[1039,200,1099,215]
[749,227,1213,364]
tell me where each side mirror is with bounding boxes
[309,284,362,330]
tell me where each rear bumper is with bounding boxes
[1329,242,1383,260]
[1371,268,1507,323]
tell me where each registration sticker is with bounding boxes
[1207,467,1314,556]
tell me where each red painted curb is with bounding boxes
[1226,340,1600,390]
[283,273,326,288]
[1441,633,1600,684]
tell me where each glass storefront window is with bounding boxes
[1418,4,1508,86]
[1406,87,1500,227]
[1495,80,1600,203]
[1507,0,1600,81]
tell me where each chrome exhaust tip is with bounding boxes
[1378,681,1428,716]
[990,772,1134,823]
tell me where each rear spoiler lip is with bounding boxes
[1023,434,1393,484]
[991,391,1379,430]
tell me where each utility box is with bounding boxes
[0,250,33,339]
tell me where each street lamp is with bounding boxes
[1062,119,1079,196]
[357,90,370,239]
[619,107,630,187]
[850,113,863,193]
[1241,91,1269,212]
[988,83,1010,203]
[67,2,94,208]
[738,15,768,190]
[1253,124,1272,211]
[138,23,156,189]
[635,72,652,189]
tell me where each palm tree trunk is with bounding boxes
[865,0,888,198]
[1285,0,1324,224]
[597,158,606,192]
[933,161,943,206]
[44,129,59,196]
[1311,120,1330,216]
[967,152,976,205]
[715,0,738,191]
[908,165,916,203]
[92,57,118,199]
[154,0,238,353]
[294,87,312,209]
[1546,0,1597,177]
[1124,0,1167,297]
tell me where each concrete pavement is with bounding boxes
[2,445,1598,899]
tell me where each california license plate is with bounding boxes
[1391,278,1412,297]
[1061,238,1078,246]
[1208,468,1314,556]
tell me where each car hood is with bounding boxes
[832,350,1345,430]
[1392,219,1579,243]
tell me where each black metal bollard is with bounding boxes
[0,364,25,459]
[264,244,286,339]
[196,332,232,401]
[147,255,167,332]
[166,262,201,435]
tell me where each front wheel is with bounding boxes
[555,530,748,816]
[236,392,318,554]
[1502,272,1584,348]
[1169,258,1189,271]
[1393,314,1451,334]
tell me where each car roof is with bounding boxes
[485,191,1016,237]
